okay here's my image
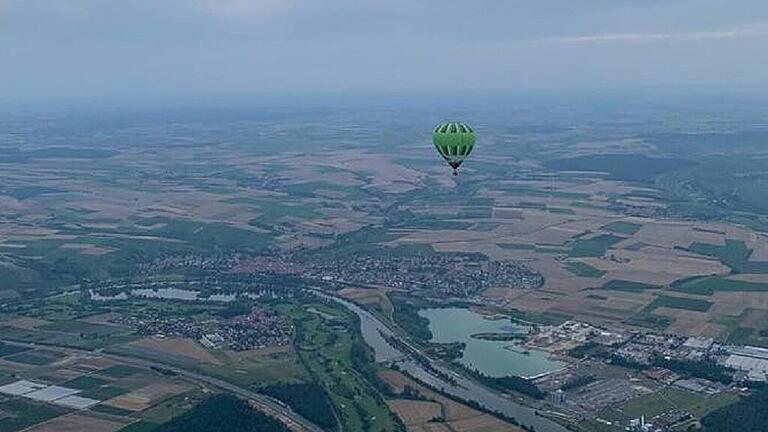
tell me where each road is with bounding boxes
[0,339,324,432]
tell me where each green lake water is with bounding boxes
[419,307,564,378]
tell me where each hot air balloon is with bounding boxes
[433,122,475,175]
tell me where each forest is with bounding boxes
[155,394,289,432]
[261,383,337,431]
[701,385,768,432]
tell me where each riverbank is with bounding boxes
[319,291,571,432]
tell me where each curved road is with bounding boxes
[0,339,324,432]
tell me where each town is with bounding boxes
[139,252,544,297]
[111,306,293,352]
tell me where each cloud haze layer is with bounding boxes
[1,0,767,99]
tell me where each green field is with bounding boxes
[140,390,207,424]
[688,239,768,273]
[63,375,111,390]
[509,309,572,326]
[4,349,65,366]
[662,388,739,418]
[0,399,68,432]
[569,234,625,258]
[497,243,535,250]
[624,313,671,331]
[98,365,144,378]
[569,201,609,210]
[39,320,129,336]
[602,221,642,235]
[81,385,131,400]
[536,246,569,254]
[471,222,499,232]
[457,207,494,218]
[581,388,739,431]
[0,342,30,357]
[547,207,576,215]
[286,301,395,432]
[726,327,754,345]
[643,295,713,313]
[197,349,304,387]
[225,198,322,224]
[671,276,768,295]
[689,239,751,268]
[495,187,591,200]
[134,218,274,252]
[251,203,322,224]
[497,243,568,254]
[601,279,660,292]
[565,261,606,278]
[402,219,473,230]
[620,391,674,419]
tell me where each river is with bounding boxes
[322,293,570,432]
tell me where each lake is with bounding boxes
[323,293,569,432]
[419,307,564,378]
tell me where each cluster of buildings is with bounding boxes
[625,412,692,432]
[723,345,768,382]
[141,253,306,276]
[527,320,629,353]
[613,333,689,365]
[673,377,727,395]
[624,410,693,432]
[305,254,543,297]
[564,378,645,414]
[113,307,292,352]
[613,334,697,365]
[524,319,767,430]
[608,332,768,384]
[135,251,543,299]
[542,324,763,386]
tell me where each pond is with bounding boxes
[419,307,564,378]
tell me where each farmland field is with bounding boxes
[602,221,642,235]
[569,234,625,258]
[600,280,660,293]
[643,295,713,313]
[565,261,606,278]
[672,276,768,295]
[0,399,68,432]
[4,350,65,366]
[2,90,768,432]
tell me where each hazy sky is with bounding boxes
[1,0,767,99]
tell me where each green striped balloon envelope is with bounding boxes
[432,122,475,175]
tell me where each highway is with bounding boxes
[0,339,324,432]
